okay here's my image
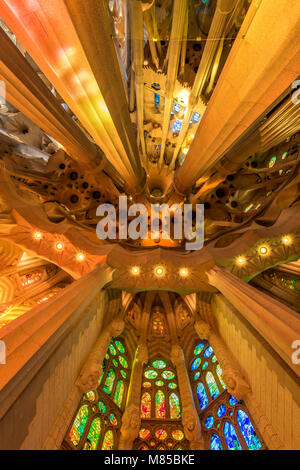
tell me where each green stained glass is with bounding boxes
[168,382,177,389]
[115,340,125,353]
[143,381,152,388]
[152,360,166,369]
[102,430,114,450]
[155,390,166,419]
[120,370,127,379]
[139,428,151,440]
[202,361,208,370]
[194,343,204,355]
[141,392,151,418]
[169,393,181,419]
[206,371,220,400]
[194,372,200,381]
[172,430,184,441]
[282,151,287,159]
[211,355,217,363]
[155,429,167,440]
[113,380,125,408]
[216,364,226,390]
[105,353,109,360]
[155,380,164,387]
[162,370,175,380]
[103,369,115,395]
[269,156,276,168]
[144,370,158,379]
[112,359,119,367]
[85,391,95,402]
[109,413,118,426]
[109,343,117,356]
[68,404,89,447]
[118,355,128,368]
[83,418,101,450]
[191,357,201,370]
[98,362,105,385]
[98,401,106,413]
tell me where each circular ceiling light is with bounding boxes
[76,252,85,262]
[259,246,268,255]
[55,241,64,251]
[155,266,164,277]
[33,232,42,240]
[282,235,291,245]
[236,256,246,265]
[131,266,140,275]
[179,268,189,277]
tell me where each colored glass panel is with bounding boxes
[141,392,151,418]
[196,382,209,410]
[194,372,200,381]
[98,401,106,413]
[152,360,166,369]
[204,346,213,358]
[211,355,217,363]
[103,369,115,395]
[139,429,151,440]
[229,396,238,406]
[237,409,262,450]
[172,430,184,441]
[113,380,124,408]
[109,414,118,426]
[224,421,242,450]
[109,344,117,356]
[206,372,220,400]
[161,371,175,380]
[84,418,101,450]
[205,416,214,429]
[168,382,177,389]
[118,356,128,368]
[143,382,152,388]
[68,405,89,446]
[85,391,95,402]
[202,361,208,370]
[269,156,276,168]
[155,429,167,440]
[191,357,201,370]
[112,359,119,368]
[217,405,226,418]
[155,380,164,387]
[169,393,181,419]
[194,343,204,355]
[115,340,125,353]
[211,434,223,450]
[155,390,166,419]
[216,365,226,390]
[120,370,127,379]
[101,430,114,450]
[144,370,158,379]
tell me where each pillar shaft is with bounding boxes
[194,320,251,400]
[118,343,148,450]
[1,0,144,192]
[174,0,300,193]
[207,267,300,377]
[171,344,204,450]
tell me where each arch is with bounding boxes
[210,433,223,450]
[103,368,115,395]
[237,409,262,450]
[155,390,166,419]
[83,417,101,450]
[196,382,209,410]
[224,421,242,450]
[141,392,151,418]
[206,371,220,400]
[101,430,114,450]
[169,393,181,419]
[68,404,89,447]
[113,380,125,408]
[216,364,226,390]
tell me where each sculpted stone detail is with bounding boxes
[119,403,141,450]
[182,407,204,450]
[136,342,148,364]
[194,320,251,400]
[170,343,184,365]
[76,317,125,393]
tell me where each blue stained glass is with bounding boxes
[194,372,200,381]
[191,357,201,370]
[229,396,238,406]
[196,382,209,410]
[194,343,204,355]
[217,405,226,418]
[204,346,213,358]
[205,416,214,429]
[224,421,242,450]
[202,361,208,370]
[192,112,200,123]
[206,372,220,400]
[155,93,160,104]
[211,433,223,450]
[173,102,180,112]
[237,409,262,450]
[173,120,182,133]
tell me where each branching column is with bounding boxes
[118,343,148,450]
[207,266,300,378]
[194,320,251,400]
[171,344,204,450]
[76,318,125,393]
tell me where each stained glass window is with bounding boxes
[155,390,166,419]
[224,421,242,450]
[205,416,214,429]
[102,431,114,450]
[216,365,226,390]
[191,357,201,370]
[169,393,181,419]
[153,360,166,369]
[197,382,209,410]
[211,434,223,450]
[206,371,220,400]
[141,392,151,418]
[64,336,130,450]
[194,343,204,355]
[237,409,262,450]
[113,380,125,408]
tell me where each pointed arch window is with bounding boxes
[63,337,130,450]
[190,339,265,450]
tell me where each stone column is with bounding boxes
[118,343,148,450]
[174,0,300,193]
[76,317,125,393]
[171,344,204,450]
[194,320,251,400]
[207,266,300,378]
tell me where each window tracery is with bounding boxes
[63,337,130,450]
[190,340,265,450]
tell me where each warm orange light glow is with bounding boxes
[154,266,165,277]
[236,256,246,266]
[259,246,269,255]
[76,252,85,262]
[55,241,64,251]
[282,235,292,245]
[33,232,42,240]
[131,266,140,275]
[179,268,189,277]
